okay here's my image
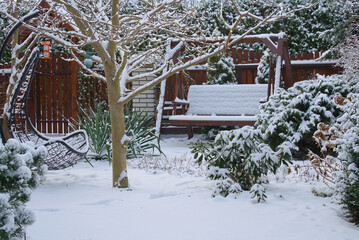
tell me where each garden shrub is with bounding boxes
[311,93,359,223]
[0,139,47,240]
[191,126,292,201]
[307,35,359,222]
[256,75,356,158]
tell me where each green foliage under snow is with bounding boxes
[333,93,359,223]
[256,75,356,157]
[191,126,292,202]
[0,139,47,240]
[206,53,237,85]
[72,103,161,161]
[195,0,357,54]
[255,49,274,84]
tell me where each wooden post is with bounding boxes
[282,40,294,89]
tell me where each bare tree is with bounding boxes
[0,0,310,188]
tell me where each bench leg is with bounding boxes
[187,125,194,139]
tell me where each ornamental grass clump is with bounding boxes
[72,103,161,161]
[0,139,47,240]
[74,103,112,161]
[191,126,292,202]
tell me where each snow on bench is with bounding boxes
[169,84,268,138]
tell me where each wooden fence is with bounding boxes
[0,54,79,134]
[0,49,342,134]
[164,50,342,102]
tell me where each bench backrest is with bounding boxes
[186,84,268,115]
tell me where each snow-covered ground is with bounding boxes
[27,135,359,240]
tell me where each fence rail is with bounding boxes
[164,50,342,102]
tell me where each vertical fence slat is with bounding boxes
[58,57,64,133]
[52,57,58,133]
[62,56,69,131]
[70,61,79,126]
[46,57,53,133]
[231,48,238,64]
[40,60,47,132]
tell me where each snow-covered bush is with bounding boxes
[308,34,359,222]
[256,75,356,157]
[0,139,47,240]
[191,126,292,201]
[312,93,359,223]
[206,53,236,85]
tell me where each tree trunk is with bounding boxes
[107,77,129,188]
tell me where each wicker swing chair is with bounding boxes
[5,49,89,170]
[0,11,89,169]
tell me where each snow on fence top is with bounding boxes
[186,84,268,116]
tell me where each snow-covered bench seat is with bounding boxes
[169,84,268,138]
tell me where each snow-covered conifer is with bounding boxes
[255,49,274,84]
[191,126,292,201]
[0,139,47,239]
[256,75,356,157]
[207,53,236,85]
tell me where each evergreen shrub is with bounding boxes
[191,126,292,201]
[206,53,236,85]
[0,139,47,240]
[256,75,356,157]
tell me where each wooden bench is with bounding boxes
[169,84,268,138]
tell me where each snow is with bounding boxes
[185,84,268,115]
[26,135,359,240]
[121,134,132,145]
[155,73,167,136]
[169,115,257,121]
[274,55,282,92]
[0,68,11,74]
[174,97,189,104]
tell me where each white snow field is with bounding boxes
[27,135,359,240]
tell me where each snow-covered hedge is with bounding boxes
[0,139,47,240]
[191,126,292,202]
[256,75,356,157]
[195,0,356,53]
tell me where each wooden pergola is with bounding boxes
[155,33,294,134]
